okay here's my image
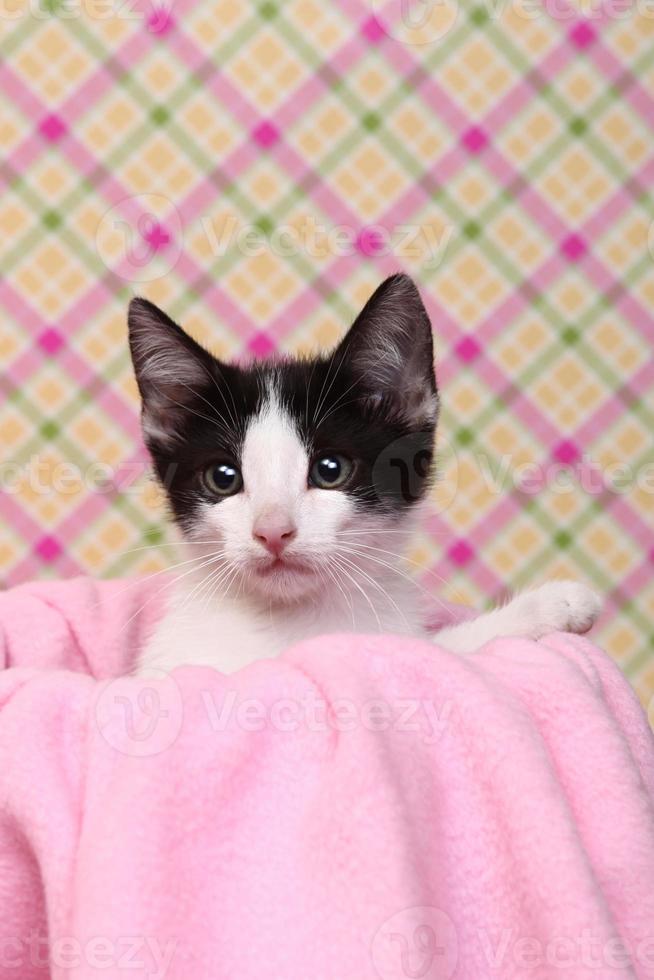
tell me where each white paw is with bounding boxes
[520,580,602,638]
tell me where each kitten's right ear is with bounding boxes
[128,297,214,445]
[335,274,438,426]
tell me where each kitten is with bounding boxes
[129,274,600,675]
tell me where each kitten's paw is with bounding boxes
[522,580,602,638]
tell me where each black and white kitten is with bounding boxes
[129,274,600,674]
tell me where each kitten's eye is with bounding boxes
[204,463,243,497]
[309,454,352,489]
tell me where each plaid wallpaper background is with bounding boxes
[0,0,653,708]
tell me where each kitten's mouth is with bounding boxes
[255,556,311,577]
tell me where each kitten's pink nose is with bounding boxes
[253,511,297,557]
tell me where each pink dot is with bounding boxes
[252,121,280,149]
[147,6,174,34]
[448,539,474,566]
[355,226,386,257]
[361,15,386,42]
[38,328,64,355]
[461,127,488,154]
[142,221,171,251]
[39,115,66,142]
[248,332,276,357]
[569,21,596,48]
[36,536,61,562]
[561,234,587,261]
[455,336,480,362]
[553,440,579,465]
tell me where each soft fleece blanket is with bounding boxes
[1,578,653,980]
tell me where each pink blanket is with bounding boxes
[1,577,654,980]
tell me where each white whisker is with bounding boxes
[330,555,382,634]
[336,552,410,630]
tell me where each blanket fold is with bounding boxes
[1,578,653,979]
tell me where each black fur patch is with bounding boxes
[128,274,439,530]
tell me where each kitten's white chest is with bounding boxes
[135,579,422,675]
[138,599,281,674]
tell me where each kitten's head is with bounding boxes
[128,274,438,604]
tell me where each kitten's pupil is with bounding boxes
[214,464,237,490]
[318,458,341,483]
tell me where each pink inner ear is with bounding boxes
[135,331,211,389]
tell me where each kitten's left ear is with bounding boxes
[128,297,217,446]
[336,273,438,425]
